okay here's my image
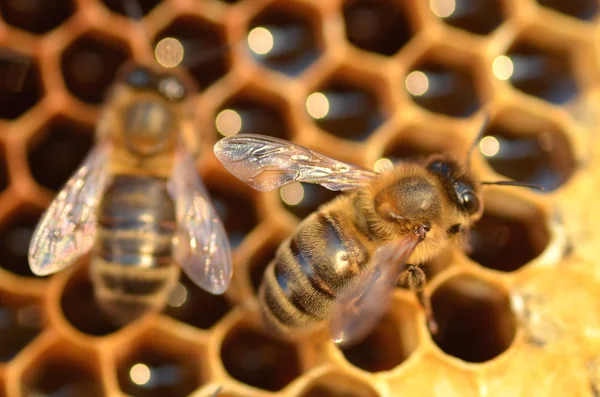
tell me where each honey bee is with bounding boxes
[28,63,232,325]
[214,133,538,346]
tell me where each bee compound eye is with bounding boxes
[461,191,480,215]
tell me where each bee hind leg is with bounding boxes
[399,264,439,335]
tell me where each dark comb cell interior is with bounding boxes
[0,148,7,193]
[164,273,230,329]
[341,303,418,372]
[382,127,458,163]
[537,0,597,20]
[0,0,74,34]
[21,355,103,397]
[101,0,162,16]
[506,40,577,105]
[61,34,129,104]
[117,338,202,397]
[215,92,291,139]
[468,195,549,272]
[205,183,258,249]
[221,326,301,391]
[155,16,229,89]
[248,3,321,76]
[481,117,576,191]
[406,60,480,117]
[0,54,42,120]
[308,76,385,141]
[28,117,94,191]
[0,210,41,277]
[431,275,516,363]
[433,0,504,35]
[248,241,280,294]
[343,0,413,56]
[60,268,121,336]
[0,297,42,362]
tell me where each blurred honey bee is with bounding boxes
[214,133,538,346]
[28,64,232,325]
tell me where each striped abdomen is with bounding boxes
[91,175,179,325]
[260,206,370,335]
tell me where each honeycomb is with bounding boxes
[0,0,599,396]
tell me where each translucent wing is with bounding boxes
[28,143,111,276]
[213,134,377,191]
[169,145,232,295]
[330,234,421,347]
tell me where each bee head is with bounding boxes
[104,63,196,157]
[425,155,483,224]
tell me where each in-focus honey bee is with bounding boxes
[214,133,539,346]
[28,63,232,325]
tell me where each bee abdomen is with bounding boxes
[259,212,369,333]
[91,258,180,325]
[92,175,178,324]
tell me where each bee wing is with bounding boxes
[28,143,112,276]
[213,134,377,192]
[169,145,232,295]
[329,234,421,347]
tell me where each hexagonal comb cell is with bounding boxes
[28,117,94,192]
[406,59,480,117]
[431,275,516,363]
[343,0,413,56]
[504,39,577,105]
[536,0,597,20]
[155,17,229,89]
[0,0,74,34]
[215,90,291,139]
[341,299,419,372]
[247,2,321,76]
[0,53,42,120]
[297,371,380,397]
[101,0,161,16]
[280,183,340,219]
[220,324,301,391]
[164,273,230,329]
[60,266,122,336]
[21,350,103,396]
[0,294,42,362]
[307,73,385,141]
[206,182,258,248]
[430,0,504,35]
[480,113,575,191]
[0,209,41,277]
[468,193,549,272]
[61,33,129,104]
[116,332,203,397]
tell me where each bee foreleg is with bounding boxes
[398,264,439,334]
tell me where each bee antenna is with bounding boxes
[465,113,490,169]
[481,180,544,191]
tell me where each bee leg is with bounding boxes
[399,264,439,335]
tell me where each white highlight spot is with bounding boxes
[248,27,274,55]
[216,109,242,136]
[130,363,151,386]
[405,71,429,96]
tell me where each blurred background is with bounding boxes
[0,0,599,396]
